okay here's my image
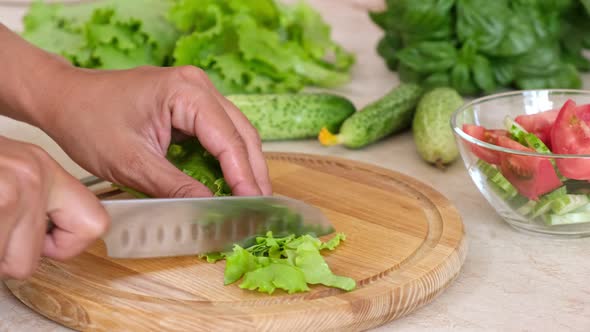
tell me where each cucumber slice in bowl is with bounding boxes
[543,212,590,226]
[530,186,568,218]
[504,116,566,181]
[476,159,519,200]
[550,194,590,215]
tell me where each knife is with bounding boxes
[47,176,335,259]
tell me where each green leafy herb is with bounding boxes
[371,0,590,96]
[22,0,179,69]
[395,41,457,74]
[208,232,355,295]
[116,137,231,198]
[239,261,310,294]
[22,0,353,94]
[168,0,354,94]
[165,138,231,196]
[295,241,356,291]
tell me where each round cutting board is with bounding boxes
[5,153,467,332]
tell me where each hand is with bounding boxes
[39,65,272,198]
[0,136,109,279]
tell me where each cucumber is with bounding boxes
[477,159,519,199]
[412,87,464,168]
[523,133,550,154]
[543,212,590,226]
[318,83,423,148]
[488,179,518,201]
[505,116,528,145]
[477,159,500,178]
[516,200,536,216]
[505,117,550,154]
[530,186,568,218]
[227,93,356,141]
[550,194,590,215]
[504,116,566,181]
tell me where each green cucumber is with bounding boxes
[505,116,528,145]
[523,133,550,154]
[550,194,590,215]
[487,179,514,200]
[490,172,518,197]
[543,212,590,226]
[477,159,518,199]
[516,200,536,216]
[505,117,550,153]
[504,116,566,181]
[530,186,568,218]
[227,93,356,141]
[568,202,590,213]
[412,87,464,168]
[477,159,500,178]
[509,195,530,209]
[319,83,423,148]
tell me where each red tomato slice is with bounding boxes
[488,129,509,137]
[462,124,506,165]
[575,103,590,123]
[496,136,562,200]
[551,99,590,180]
[514,109,558,149]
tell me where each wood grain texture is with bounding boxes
[4,153,467,332]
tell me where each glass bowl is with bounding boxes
[451,89,590,238]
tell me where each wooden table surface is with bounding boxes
[1,1,589,331]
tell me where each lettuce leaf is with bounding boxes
[239,261,309,295]
[168,0,354,94]
[213,231,355,295]
[224,245,259,285]
[22,0,352,94]
[22,0,179,68]
[295,241,356,291]
[165,138,232,197]
[117,137,231,198]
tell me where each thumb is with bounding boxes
[121,150,213,199]
[43,167,111,261]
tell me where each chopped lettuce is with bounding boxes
[208,231,355,295]
[239,260,310,294]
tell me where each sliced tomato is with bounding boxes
[496,136,562,200]
[514,109,558,149]
[551,99,590,180]
[575,103,590,123]
[487,129,509,137]
[462,124,506,165]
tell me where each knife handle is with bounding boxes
[46,175,103,234]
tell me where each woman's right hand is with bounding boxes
[0,136,110,280]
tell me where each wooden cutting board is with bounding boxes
[5,152,467,332]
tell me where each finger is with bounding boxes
[117,147,214,199]
[0,204,46,280]
[217,102,272,195]
[196,76,273,195]
[169,79,261,196]
[42,168,111,261]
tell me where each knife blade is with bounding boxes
[99,195,334,259]
[47,177,335,259]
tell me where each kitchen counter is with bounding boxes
[1,1,589,331]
